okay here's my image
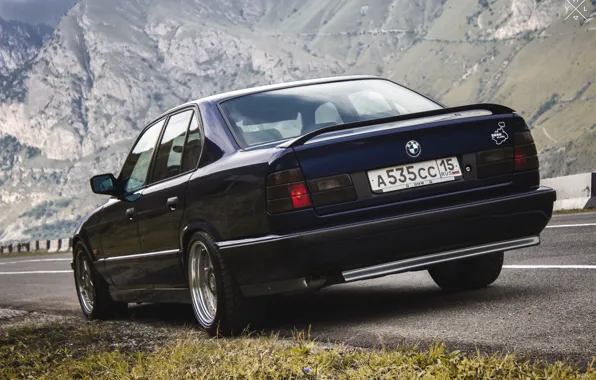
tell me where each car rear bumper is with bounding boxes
[217,187,556,297]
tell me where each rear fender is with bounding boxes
[179,221,224,270]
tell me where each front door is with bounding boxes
[101,118,166,288]
[97,195,142,283]
[135,108,201,288]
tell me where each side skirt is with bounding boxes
[109,286,190,304]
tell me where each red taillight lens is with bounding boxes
[289,183,311,209]
[266,169,312,214]
[514,132,538,172]
[514,152,527,171]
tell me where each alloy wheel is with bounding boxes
[76,253,95,314]
[189,241,218,327]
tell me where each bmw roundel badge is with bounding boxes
[406,140,421,157]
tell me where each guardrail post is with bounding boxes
[587,172,596,209]
[48,240,58,253]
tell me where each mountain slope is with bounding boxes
[0,16,52,76]
[0,0,595,243]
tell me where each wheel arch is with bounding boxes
[71,233,100,269]
[180,222,222,269]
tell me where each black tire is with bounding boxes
[73,243,128,319]
[187,232,251,336]
[428,251,504,290]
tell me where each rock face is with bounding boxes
[0,0,595,243]
[0,17,52,77]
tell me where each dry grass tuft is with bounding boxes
[0,321,594,379]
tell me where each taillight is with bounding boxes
[514,131,539,172]
[308,174,357,207]
[475,128,539,179]
[289,183,311,209]
[267,169,312,214]
[475,147,513,179]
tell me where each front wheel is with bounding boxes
[74,244,127,319]
[187,232,251,336]
[428,251,504,290]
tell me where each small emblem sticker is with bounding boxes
[491,122,509,145]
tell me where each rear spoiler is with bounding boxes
[282,103,515,148]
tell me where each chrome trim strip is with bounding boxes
[98,249,179,262]
[342,236,540,283]
[217,235,296,249]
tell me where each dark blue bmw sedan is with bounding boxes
[73,76,556,335]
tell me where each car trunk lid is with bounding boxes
[286,104,524,214]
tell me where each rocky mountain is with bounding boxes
[0,0,75,27]
[0,0,595,243]
[0,16,52,77]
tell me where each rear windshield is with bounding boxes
[219,79,442,148]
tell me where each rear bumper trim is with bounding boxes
[342,235,539,282]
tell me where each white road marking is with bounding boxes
[504,265,596,269]
[546,223,596,228]
[0,270,73,275]
[0,258,72,265]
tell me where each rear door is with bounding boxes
[135,107,203,288]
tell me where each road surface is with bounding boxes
[0,212,595,363]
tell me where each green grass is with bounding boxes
[0,322,594,379]
[553,208,596,215]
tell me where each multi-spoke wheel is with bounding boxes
[75,254,95,315]
[187,232,251,336]
[189,241,218,327]
[73,243,127,319]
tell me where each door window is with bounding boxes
[119,119,165,193]
[152,110,193,183]
[182,112,203,172]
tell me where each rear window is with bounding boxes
[219,79,441,148]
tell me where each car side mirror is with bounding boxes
[90,173,118,196]
[172,145,183,153]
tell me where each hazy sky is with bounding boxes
[0,0,76,26]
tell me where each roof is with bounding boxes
[199,75,380,104]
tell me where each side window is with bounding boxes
[119,119,165,193]
[181,112,202,172]
[152,110,193,183]
[315,102,342,125]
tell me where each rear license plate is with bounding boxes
[368,157,462,193]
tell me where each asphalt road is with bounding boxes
[0,212,595,363]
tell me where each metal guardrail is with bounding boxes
[0,238,72,255]
[541,172,596,211]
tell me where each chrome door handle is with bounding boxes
[167,197,178,210]
[125,208,135,220]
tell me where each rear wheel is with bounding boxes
[428,252,504,290]
[74,243,127,319]
[187,232,251,336]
